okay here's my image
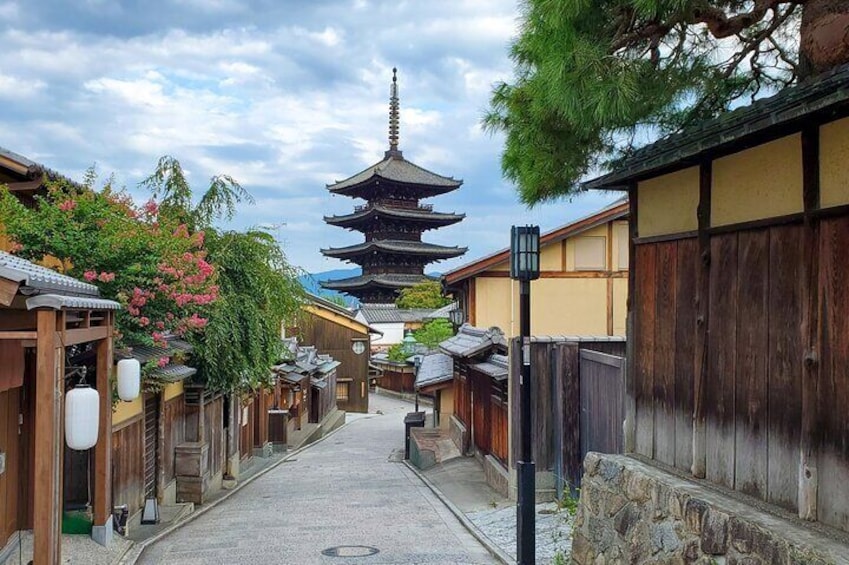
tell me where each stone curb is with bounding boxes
[403,460,516,565]
[118,414,365,564]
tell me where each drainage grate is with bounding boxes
[321,546,380,558]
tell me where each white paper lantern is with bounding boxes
[117,358,141,401]
[65,385,100,450]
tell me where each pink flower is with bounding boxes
[58,200,77,212]
[139,316,150,327]
[155,321,165,330]
[7,242,23,254]
[157,356,169,368]
[98,271,115,282]
[143,199,159,216]
[83,271,97,282]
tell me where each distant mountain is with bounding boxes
[299,268,444,307]
[299,268,361,306]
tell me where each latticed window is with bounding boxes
[336,382,350,402]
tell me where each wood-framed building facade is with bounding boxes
[294,294,376,413]
[442,200,629,338]
[585,63,849,536]
[0,252,120,565]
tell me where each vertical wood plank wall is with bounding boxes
[162,396,186,484]
[632,219,849,529]
[111,418,144,516]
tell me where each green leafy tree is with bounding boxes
[0,174,217,390]
[395,280,451,309]
[140,157,304,394]
[413,319,455,349]
[486,0,849,204]
[195,229,304,393]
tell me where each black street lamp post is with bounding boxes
[510,225,540,565]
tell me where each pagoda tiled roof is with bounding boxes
[320,273,434,292]
[327,153,462,195]
[321,239,467,260]
[324,204,464,228]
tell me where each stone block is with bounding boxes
[613,503,641,538]
[651,522,681,554]
[585,452,602,476]
[625,471,652,502]
[684,498,709,533]
[682,539,701,563]
[588,515,614,552]
[700,509,729,555]
[605,493,627,517]
[598,457,624,485]
[572,531,595,565]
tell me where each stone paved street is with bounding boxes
[137,394,498,565]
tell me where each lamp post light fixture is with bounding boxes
[510,225,540,565]
[448,307,464,330]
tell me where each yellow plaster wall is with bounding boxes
[820,117,849,208]
[474,277,515,334]
[112,396,143,426]
[637,167,699,237]
[529,278,609,336]
[439,387,455,431]
[163,381,184,402]
[613,221,630,270]
[565,224,609,271]
[490,262,510,271]
[539,241,563,271]
[712,134,803,226]
[613,278,628,336]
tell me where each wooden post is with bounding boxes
[93,313,113,534]
[799,124,820,521]
[691,162,712,478]
[623,184,638,453]
[33,309,60,565]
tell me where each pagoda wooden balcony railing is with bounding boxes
[354,200,433,213]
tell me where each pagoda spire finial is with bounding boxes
[387,67,402,158]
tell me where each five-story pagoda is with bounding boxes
[321,69,466,303]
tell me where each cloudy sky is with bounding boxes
[0,0,619,274]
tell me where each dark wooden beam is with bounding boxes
[624,182,638,453]
[799,124,820,521]
[61,325,110,347]
[692,161,712,478]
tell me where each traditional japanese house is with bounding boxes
[0,252,120,565]
[295,294,376,413]
[354,303,448,352]
[110,338,195,520]
[268,345,340,448]
[443,200,629,337]
[439,325,508,492]
[414,352,454,429]
[321,69,466,303]
[573,64,849,562]
[369,353,417,395]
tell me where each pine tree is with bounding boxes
[486,0,849,204]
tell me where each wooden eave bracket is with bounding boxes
[0,276,21,306]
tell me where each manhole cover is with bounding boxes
[321,546,380,558]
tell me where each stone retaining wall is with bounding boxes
[572,453,849,565]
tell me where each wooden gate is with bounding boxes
[143,394,159,499]
[579,349,625,460]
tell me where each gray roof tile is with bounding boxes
[328,154,462,192]
[321,273,434,291]
[439,324,507,358]
[358,304,440,324]
[321,239,466,259]
[0,251,100,297]
[415,352,453,389]
[471,354,509,381]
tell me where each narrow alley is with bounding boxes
[136,394,498,564]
